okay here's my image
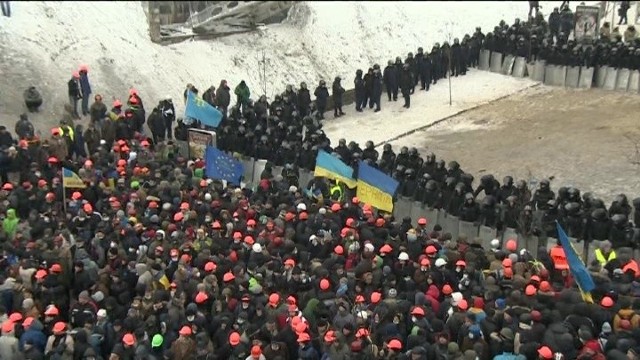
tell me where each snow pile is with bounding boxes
[0,1,529,128]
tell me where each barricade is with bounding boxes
[441,214,459,239]
[478,225,497,249]
[512,57,527,78]
[410,202,426,226]
[242,157,256,187]
[298,170,314,189]
[603,67,617,90]
[393,196,413,220]
[595,66,607,88]
[502,228,519,248]
[501,54,515,75]
[578,66,594,88]
[546,237,557,251]
[531,60,546,82]
[424,208,440,233]
[523,235,540,252]
[616,68,631,91]
[458,220,479,239]
[479,50,490,71]
[176,140,189,157]
[565,66,580,88]
[551,66,567,87]
[490,52,503,73]
[252,159,268,183]
[272,165,284,180]
[628,70,640,93]
[543,65,556,85]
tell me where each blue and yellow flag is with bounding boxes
[556,222,595,303]
[205,146,244,185]
[185,90,223,128]
[356,161,399,213]
[62,168,86,189]
[314,150,357,188]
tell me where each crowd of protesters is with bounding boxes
[0,2,638,360]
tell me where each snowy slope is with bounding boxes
[0,1,530,129]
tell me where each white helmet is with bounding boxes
[435,258,447,267]
[296,203,307,211]
[490,239,500,249]
[252,243,262,253]
[398,252,409,261]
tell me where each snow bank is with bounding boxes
[0,1,529,128]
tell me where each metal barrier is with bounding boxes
[578,66,594,89]
[603,67,617,90]
[629,70,640,92]
[531,60,546,82]
[616,68,631,91]
[490,52,503,73]
[512,57,527,78]
[501,55,516,75]
[479,50,490,71]
[595,66,607,88]
[565,66,580,88]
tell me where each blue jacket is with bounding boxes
[19,320,47,352]
[80,72,92,95]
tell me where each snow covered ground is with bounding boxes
[0,1,533,129]
[322,70,538,146]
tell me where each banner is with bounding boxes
[188,129,216,159]
[574,5,599,43]
[63,168,86,189]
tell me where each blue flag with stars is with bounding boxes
[205,146,244,185]
[185,90,223,127]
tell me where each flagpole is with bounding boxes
[62,181,67,214]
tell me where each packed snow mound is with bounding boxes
[0,1,529,129]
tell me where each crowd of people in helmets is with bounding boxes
[0,2,638,360]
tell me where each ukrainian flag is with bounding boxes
[356,161,399,213]
[63,168,86,189]
[314,150,357,188]
[556,222,595,303]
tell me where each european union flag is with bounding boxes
[185,90,223,127]
[205,146,244,185]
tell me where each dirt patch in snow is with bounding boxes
[408,85,640,201]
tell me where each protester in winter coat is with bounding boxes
[79,65,92,116]
[331,77,345,118]
[215,80,231,119]
[89,94,107,126]
[68,71,83,119]
[234,80,251,113]
[314,80,329,120]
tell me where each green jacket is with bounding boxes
[234,83,250,103]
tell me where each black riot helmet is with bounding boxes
[426,152,435,163]
[339,138,346,146]
[448,161,460,171]
[539,179,550,189]
[611,214,627,226]
[400,146,408,155]
[445,177,457,188]
[591,208,608,220]
[383,143,392,152]
[426,180,438,191]
[503,176,514,187]
[365,140,374,149]
[567,187,580,200]
[409,147,418,156]
[564,202,581,215]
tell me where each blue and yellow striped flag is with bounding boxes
[63,168,86,189]
[556,222,594,303]
[314,150,357,188]
[356,161,399,213]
